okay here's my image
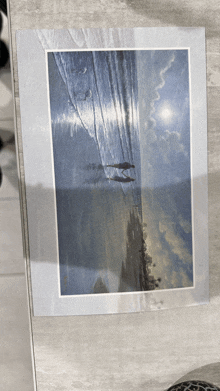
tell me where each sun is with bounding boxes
[158,102,175,124]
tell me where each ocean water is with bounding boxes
[48,50,143,295]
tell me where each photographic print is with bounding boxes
[47,49,192,296]
[16,28,208,315]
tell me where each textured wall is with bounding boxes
[7,1,220,390]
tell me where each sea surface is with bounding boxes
[48,50,143,295]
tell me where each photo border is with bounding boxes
[16,27,208,316]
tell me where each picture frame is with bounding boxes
[16,27,208,316]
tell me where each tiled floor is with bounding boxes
[0,11,34,391]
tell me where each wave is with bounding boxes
[52,50,142,193]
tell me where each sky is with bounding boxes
[137,49,193,289]
[137,49,191,189]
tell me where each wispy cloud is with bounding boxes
[157,129,187,165]
[149,52,176,127]
[162,223,192,264]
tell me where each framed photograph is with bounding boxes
[16,27,208,316]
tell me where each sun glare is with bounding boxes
[158,102,175,124]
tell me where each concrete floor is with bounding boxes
[0,11,34,391]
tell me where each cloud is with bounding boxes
[158,53,176,91]
[142,193,192,289]
[158,214,192,266]
[170,270,179,287]
[141,50,191,190]
[163,223,192,264]
[144,52,188,168]
[163,265,192,289]
[180,268,193,287]
[157,129,187,164]
[149,52,176,125]
[178,214,192,234]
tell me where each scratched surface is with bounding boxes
[7,0,220,390]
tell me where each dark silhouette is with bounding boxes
[109,175,135,183]
[121,170,135,179]
[107,162,135,170]
[118,210,161,293]
[107,162,136,182]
